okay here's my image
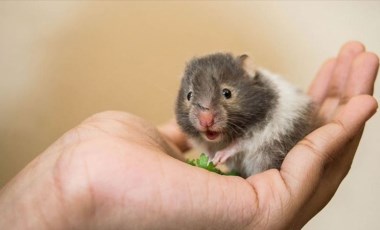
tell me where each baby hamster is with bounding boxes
[175,53,314,178]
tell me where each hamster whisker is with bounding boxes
[227,119,246,135]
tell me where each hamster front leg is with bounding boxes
[211,141,241,165]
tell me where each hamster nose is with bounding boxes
[199,111,214,128]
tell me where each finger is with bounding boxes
[308,58,336,106]
[158,119,190,152]
[342,52,379,102]
[291,120,365,228]
[318,41,365,121]
[280,95,377,210]
[328,41,365,98]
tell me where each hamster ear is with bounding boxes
[238,54,257,78]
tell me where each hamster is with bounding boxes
[175,53,314,178]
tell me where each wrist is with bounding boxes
[0,158,70,229]
[0,145,93,230]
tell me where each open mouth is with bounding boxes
[205,130,220,141]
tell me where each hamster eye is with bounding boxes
[222,88,232,99]
[187,91,193,101]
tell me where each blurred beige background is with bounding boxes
[1,1,379,229]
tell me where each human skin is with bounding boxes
[0,41,378,229]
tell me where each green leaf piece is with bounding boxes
[198,153,209,167]
[186,153,239,176]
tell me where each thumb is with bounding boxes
[280,95,377,210]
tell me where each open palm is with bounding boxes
[0,41,378,230]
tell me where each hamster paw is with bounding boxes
[211,142,241,165]
[212,149,235,165]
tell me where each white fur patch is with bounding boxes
[239,68,311,175]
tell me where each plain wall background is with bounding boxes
[1,1,379,229]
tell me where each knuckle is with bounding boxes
[297,136,335,164]
[297,137,325,163]
[331,119,349,139]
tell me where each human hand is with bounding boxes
[0,41,378,230]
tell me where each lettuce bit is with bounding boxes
[186,153,238,176]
